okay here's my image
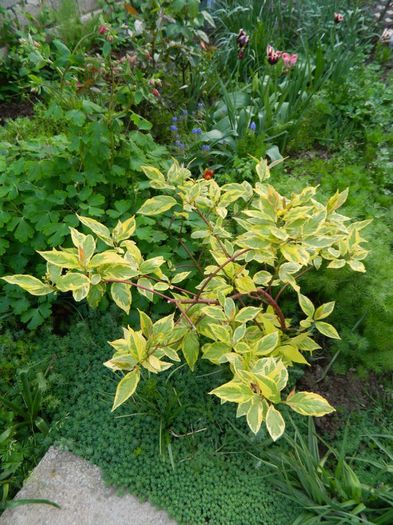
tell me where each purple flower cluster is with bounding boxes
[169,106,210,155]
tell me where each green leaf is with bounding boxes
[2,275,53,296]
[56,273,90,292]
[112,368,140,411]
[77,215,113,246]
[15,218,34,242]
[130,112,152,131]
[210,380,253,404]
[265,405,285,441]
[285,391,335,416]
[0,499,60,510]
[298,294,315,318]
[139,256,165,275]
[171,271,191,284]
[246,397,264,434]
[202,342,231,364]
[255,332,280,356]
[86,284,105,308]
[38,250,80,269]
[315,321,340,339]
[111,282,132,314]
[182,331,199,371]
[112,216,136,243]
[314,301,335,320]
[235,307,261,323]
[138,196,177,216]
[254,375,281,403]
[66,109,86,127]
[139,310,153,337]
[104,355,137,371]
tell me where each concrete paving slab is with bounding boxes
[0,447,177,525]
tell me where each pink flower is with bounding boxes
[266,45,281,65]
[98,25,108,35]
[151,88,160,98]
[282,52,298,68]
[334,13,344,23]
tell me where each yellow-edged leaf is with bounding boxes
[255,331,280,356]
[285,391,335,416]
[38,250,80,269]
[210,380,253,404]
[138,195,177,216]
[112,368,140,411]
[315,321,340,339]
[2,275,53,296]
[314,301,335,320]
[266,405,285,441]
[182,331,199,371]
[111,282,132,314]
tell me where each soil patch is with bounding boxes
[299,365,384,435]
[0,101,34,123]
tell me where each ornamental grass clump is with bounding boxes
[3,160,371,441]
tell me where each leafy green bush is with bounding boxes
[4,159,373,440]
[266,152,393,373]
[0,101,168,326]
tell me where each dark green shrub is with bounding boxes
[0,101,169,326]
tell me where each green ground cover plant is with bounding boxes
[2,310,392,523]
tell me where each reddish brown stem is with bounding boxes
[257,288,287,331]
[274,267,311,303]
[196,248,250,300]
[195,209,231,258]
[106,274,287,331]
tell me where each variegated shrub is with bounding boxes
[3,160,371,441]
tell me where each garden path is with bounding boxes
[0,447,177,525]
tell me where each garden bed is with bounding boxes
[1,1,392,524]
